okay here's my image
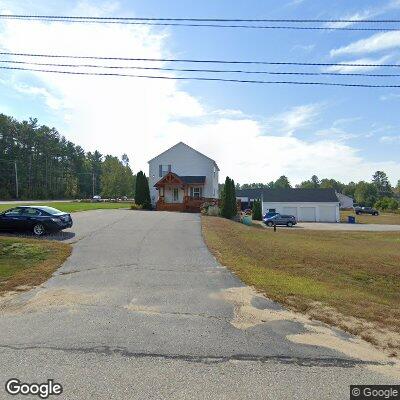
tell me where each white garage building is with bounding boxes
[236,188,340,223]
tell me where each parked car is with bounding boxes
[263,213,297,227]
[263,211,279,219]
[354,206,379,216]
[0,206,73,236]
[92,195,102,202]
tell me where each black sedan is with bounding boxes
[0,206,73,236]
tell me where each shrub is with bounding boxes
[135,171,151,209]
[130,203,143,210]
[221,176,237,219]
[252,199,262,221]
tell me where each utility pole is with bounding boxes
[14,161,19,199]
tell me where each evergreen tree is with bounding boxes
[135,171,151,209]
[230,178,237,217]
[221,176,232,218]
[252,199,262,220]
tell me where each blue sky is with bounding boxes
[1,0,400,185]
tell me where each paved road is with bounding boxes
[0,200,72,204]
[0,210,398,399]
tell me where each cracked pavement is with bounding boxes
[0,210,397,399]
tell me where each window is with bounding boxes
[159,164,172,177]
[4,208,22,216]
[190,187,203,198]
[173,188,179,202]
[21,208,41,216]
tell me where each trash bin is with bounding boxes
[348,216,356,224]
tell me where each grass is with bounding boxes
[202,216,400,345]
[0,236,71,295]
[341,210,400,225]
[0,201,131,214]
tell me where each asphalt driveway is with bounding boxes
[0,210,397,399]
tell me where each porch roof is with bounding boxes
[154,172,206,188]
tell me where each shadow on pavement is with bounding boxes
[0,230,76,241]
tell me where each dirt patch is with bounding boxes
[124,303,161,315]
[0,288,99,314]
[215,286,400,379]
[211,286,309,329]
[288,325,400,379]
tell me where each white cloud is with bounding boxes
[326,0,400,28]
[380,93,400,101]
[330,31,400,57]
[264,104,321,136]
[380,135,400,144]
[323,55,392,73]
[0,2,400,185]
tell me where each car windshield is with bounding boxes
[37,206,64,215]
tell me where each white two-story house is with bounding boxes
[148,142,219,212]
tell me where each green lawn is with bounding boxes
[0,236,71,294]
[202,216,400,349]
[0,201,132,214]
[341,210,400,225]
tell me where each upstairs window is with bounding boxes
[159,164,171,177]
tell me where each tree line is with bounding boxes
[237,172,400,209]
[0,114,136,200]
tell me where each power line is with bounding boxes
[2,52,400,68]
[1,59,400,77]
[0,15,399,31]
[1,15,400,23]
[0,19,398,31]
[1,65,400,87]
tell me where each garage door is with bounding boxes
[299,207,316,222]
[319,206,337,222]
[282,207,298,218]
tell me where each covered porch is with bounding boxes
[154,172,213,212]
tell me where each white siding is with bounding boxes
[262,202,339,222]
[148,142,219,205]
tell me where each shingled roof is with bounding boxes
[236,188,338,203]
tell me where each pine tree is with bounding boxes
[252,199,262,220]
[230,178,237,217]
[134,171,145,205]
[142,171,151,209]
[221,176,231,218]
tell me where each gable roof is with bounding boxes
[236,188,339,203]
[148,142,220,171]
[154,172,206,187]
[180,176,206,184]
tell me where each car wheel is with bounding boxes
[373,212,378,216]
[356,212,360,215]
[267,221,273,227]
[33,223,45,236]
[287,222,293,227]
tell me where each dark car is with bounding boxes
[263,213,297,227]
[0,206,73,236]
[263,211,279,219]
[354,206,379,216]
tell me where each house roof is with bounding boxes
[154,172,206,187]
[180,176,206,184]
[147,142,220,171]
[236,188,339,203]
